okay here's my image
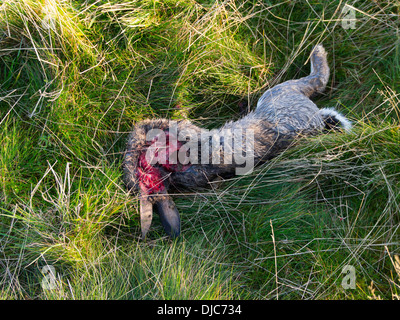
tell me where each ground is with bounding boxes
[0,0,399,299]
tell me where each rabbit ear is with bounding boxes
[155,197,181,239]
[140,196,153,239]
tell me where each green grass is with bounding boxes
[1,0,400,300]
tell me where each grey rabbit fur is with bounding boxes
[123,44,351,239]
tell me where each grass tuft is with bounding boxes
[1,0,400,300]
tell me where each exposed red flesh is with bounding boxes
[137,152,165,194]
[136,131,190,195]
